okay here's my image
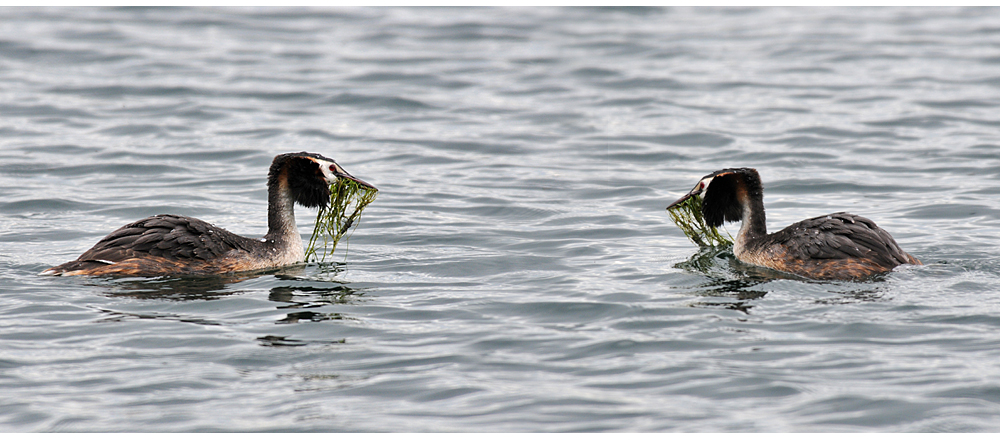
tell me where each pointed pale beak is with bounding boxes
[330,162,377,191]
[666,186,701,210]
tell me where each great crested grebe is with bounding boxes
[41,152,375,277]
[667,167,921,280]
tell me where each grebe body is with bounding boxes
[668,168,920,280]
[42,152,374,277]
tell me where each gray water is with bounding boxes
[3,6,1000,432]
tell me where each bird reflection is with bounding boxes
[269,284,360,306]
[95,265,309,300]
[269,284,364,325]
[673,246,771,314]
[257,334,346,346]
[87,263,365,348]
[814,286,889,304]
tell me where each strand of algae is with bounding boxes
[666,194,733,247]
[304,178,378,263]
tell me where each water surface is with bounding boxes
[3,7,1000,432]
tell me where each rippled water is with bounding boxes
[4,7,1000,432]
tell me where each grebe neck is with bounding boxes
[733,184,768,257]
[264,174,303,253]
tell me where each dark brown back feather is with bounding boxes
[765,212,916,269]
[48,214,260,274]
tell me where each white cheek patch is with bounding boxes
[697,176,714,194]
[312,159,339,183]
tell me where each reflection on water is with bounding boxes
[257,334,346,347]
[94,308,225,326]
[92,265,366,327]
[269,284,361,307]
[94,265,309,300]
[673,246,771,306]
[814,287,889,305]
[96,276,236,300]
[270,283,365,326]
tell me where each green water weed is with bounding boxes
[667,194,733,247]
[304,178,378,263]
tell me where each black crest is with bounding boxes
[702,168,761,228]
[268,152,332,209]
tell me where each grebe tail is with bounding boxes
[667,167,920,280]
[42,152,375,277]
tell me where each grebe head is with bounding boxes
[268,152,376,209]
[667,167,762,227]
